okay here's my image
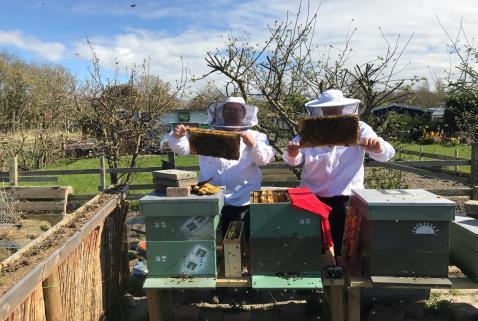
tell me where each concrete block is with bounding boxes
[465,200,478,217]
[153,169,197,180]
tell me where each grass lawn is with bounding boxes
[18,155,199,195]
[16,142,474,195]
[398,143,471,159]
[394,143,471,173]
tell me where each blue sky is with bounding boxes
[1,0,477,91]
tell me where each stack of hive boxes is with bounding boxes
[152,169,198,195]
[140,170,224,286]
[249,189,323,288]
[345,189,455,279]
[450,215,478,280]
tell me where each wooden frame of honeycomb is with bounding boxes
[251,190,290,203]
[187,127,241,160]
[298,114,360,147]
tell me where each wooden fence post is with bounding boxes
[168,151,176,168]
[99,156,106,192]
[9,157,18,186]
[419,146,423,161]
[455,149,459,174]
[472,143,478,200]
[42,267,63,321]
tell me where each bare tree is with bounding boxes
[199,2,416,153]
[439,19,478,142]
[75,43,188,184]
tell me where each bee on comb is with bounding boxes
[298,114,360,147]
[187,127,241,160]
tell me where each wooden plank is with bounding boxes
[18,176,59,183]
[370,276,452,288]
[14,200,66,213]
[398,148,468,161]
[9,157,18,186]
[326,285,345,321]
[368,160,471,167]
[427,188,473,196]
[347,287,361,321]
[472,143,478,200]
[2,186,72,200]
[42,267,63,321]
[0,262,44,320]
[348,276,373,288]
[147,289,174,321]
[107,166,164,174]
[223,221,244,278]
[216,277,251,288]
[99,156,106,192]
[18,169,100,175]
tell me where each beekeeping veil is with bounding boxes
[207,97,258,130]
[305,89,361,117]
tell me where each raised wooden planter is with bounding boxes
[0,188,129,321]
[2,186,73,225]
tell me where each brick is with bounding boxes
[465,200,478,217]
[166,187,191,197]
[367,304,405,321]
[153,169,197,180]
[446,302,478,321]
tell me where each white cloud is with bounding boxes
[0,30,66,61]
[21,0,478,91]
[73,27,228,86]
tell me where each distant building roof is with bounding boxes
[372,104,445,120]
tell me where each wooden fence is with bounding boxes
[1,143,477,200]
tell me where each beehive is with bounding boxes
[346,189,455,278]
[140,190,224,278]
[450,215,478,280]
[249,189,323,285]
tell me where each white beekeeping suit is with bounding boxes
[167,97,275,206]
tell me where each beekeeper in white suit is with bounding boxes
[168,96,275,239]
[283,89,395,255]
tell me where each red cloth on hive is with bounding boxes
[288,187,334,250]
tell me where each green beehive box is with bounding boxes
[249,190,322,238]
[147,240,216,277]
[139,189,224,217]
[349,189,455,278]
[146,215,220,241]
[251,237,323,275]
[450,215,478,280]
